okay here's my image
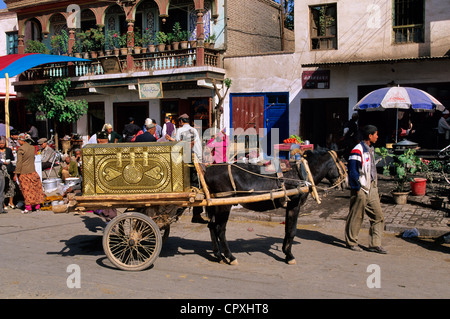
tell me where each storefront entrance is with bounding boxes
[113,102,149,136]
[300,98,348,148]
[161,97,211,133]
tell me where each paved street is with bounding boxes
[0,204,448,300]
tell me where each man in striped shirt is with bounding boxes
[345,125,387,254]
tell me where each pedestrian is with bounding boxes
[122,117,141,142]
[345,125,387,254]
[206,128,228,164]
[166,113,206,224]
[134,122,157,142]
[152,119,162,140]
[166,113,202,162]
[8,128,20,150]
[27,123,39,144]
[131,118,152,142]
[38,137,56,170]
[161,116,176,139]
[96,130,109,144]
[0,136,15,211]
[102,124,122,143]
[14,133,45,214]
[74,148,82,175]
[58,154,79,181]
[437,109,450,148]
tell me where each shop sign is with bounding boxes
[98,56,122,74]
[302,70,330,89]
[138,81,163,99]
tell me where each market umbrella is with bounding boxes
[0,53,90,138]
[353,86,446,142]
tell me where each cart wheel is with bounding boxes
[103,212,162,271]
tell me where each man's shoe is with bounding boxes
[347,245,362,252]
[191,216,208,224]
[368,246,387,254]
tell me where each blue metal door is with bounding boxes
[264,93,289,155]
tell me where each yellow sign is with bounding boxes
[138,82,163,99]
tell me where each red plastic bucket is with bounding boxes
[410,178,427,196]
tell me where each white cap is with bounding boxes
[443,109,449,115]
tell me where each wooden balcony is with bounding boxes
[18,47,222,82]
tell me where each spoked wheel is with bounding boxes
[103,212,162,271]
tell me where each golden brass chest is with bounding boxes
[81,142,190,195]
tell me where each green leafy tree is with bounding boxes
[27,78,88,150]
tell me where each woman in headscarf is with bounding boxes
[0,136,16,210]
[14,133,45,214]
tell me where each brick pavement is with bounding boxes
[229,182,450,238]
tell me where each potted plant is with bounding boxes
[143,28,155,52]
[133,28,142,54]
[51,30,69,55]
[76,31,92,58]
[179,30,189,49]
[156,31,167,51]
[72,40,82,57]
[118,33,128,55]
[376,147,422,204]
[205,32,216,49]
[189,31,197,48]
[25,40,49,54]
[171,22,182,50]
[166,32,175,50]
[105,30,116,55]
[90,27,105,57]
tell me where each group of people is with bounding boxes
[88,117,177,145]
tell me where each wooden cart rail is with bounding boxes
[71,185,310,211]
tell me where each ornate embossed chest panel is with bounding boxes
[82,142,190,195]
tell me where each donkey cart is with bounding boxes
[68,142,327,271]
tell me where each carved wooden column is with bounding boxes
[68,28,76,55]
[17,34,25,54]
[196,10,205,66]
[127,19,135,70]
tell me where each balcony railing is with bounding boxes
[18,48,221,82]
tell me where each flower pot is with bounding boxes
[114,48,120,56]
[120,47,128,55]
[82,52,89,59]
[189,40,197,48]
[158,44,165,52]
[410,178,427,196]
[148,44,156,52]
[98,50,105,58]
[141,47,147,53]
[105,49,112,56]
[180,41,188,49]
[172,42,179,50]
[392,191,409,205]
[134,46,141,54]
[74,52,81,58]
[90,51,98,59]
